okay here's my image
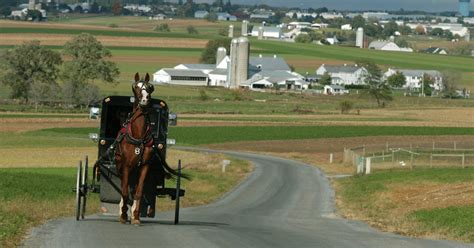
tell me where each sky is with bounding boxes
[193,0,474,12]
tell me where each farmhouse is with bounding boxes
[316,64,368,86]
[324,85,348,95]
[368,40,413,52]
[384,68,443,90]
[251,26,283,39]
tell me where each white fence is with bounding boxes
[344,141,474,175]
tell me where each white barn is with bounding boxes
[316,64,368,86]
[368,41,413,52]
[251,26,282,39]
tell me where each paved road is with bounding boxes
[23,150,472,248]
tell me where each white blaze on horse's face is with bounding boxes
[137,82,150,106]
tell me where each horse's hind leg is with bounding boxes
[119,167,130,224]
[131,163,149,225]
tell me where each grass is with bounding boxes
[336,167,474,242]
[0,153,252,248]
[7,126,472,148]
[412,206,474,242]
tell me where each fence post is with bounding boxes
[366,157,371,175]
[454,141,457,150]
[430,154,433,168]
[462,154,465,168]
[329,153,333,164]
[382,150,385,161]
[410,153,414,169]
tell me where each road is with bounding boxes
[22,150,473,248]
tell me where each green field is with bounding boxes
[338,167,474,242]
[4,126,471,148]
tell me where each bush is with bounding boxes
[199,89,209,101]
[295,33,313,43]
[108,23,118,28]
[154,23,171,32]
[187,25,198,35]
[339,100,354,114]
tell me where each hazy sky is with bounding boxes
[194,0,474,12]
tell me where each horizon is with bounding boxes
[189,0,474,12]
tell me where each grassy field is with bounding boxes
[0,153,252,248]
[336,167,474,242]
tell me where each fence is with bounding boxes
[343,141,474,175]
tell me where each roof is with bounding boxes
[396,69,442,78]
[209,68,228,75]
[249,56,290,71]
[261,26,281,33]
[321,64,364,74]
[179,64,215,70]
[425,47,446,54]
[369,40,396,49]
[162,69,208,77]
[259,70,303,83]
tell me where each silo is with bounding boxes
[241,20,248,36]
[258,26,264,40]
[236,37,249,87]
[216,47,227,65]
[465,30,471,42]
[228,38,239,89]
[356,27,364,48]
[228,37,250,89]
[229,25,234,38]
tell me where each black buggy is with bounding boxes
[74,96,184,224]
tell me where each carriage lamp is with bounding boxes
[166,139,176,146]
[169,113,178,126]
[89,133,99,142]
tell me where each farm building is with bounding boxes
[287,22,312,30]
[384,68,444,90]
[341,24,352,30]
[368,41,413,52]
[194,11,209,19]
[217,12,237,21]
[153,41,305,91]
[324,85,348,95]
[251,26,283,39]
[316,64,368,86]
[424,47,448,55]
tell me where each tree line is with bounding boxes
[0,33,119,107]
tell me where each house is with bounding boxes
[320,12,344,19]
[124,4,151,13]
[384,68,443,90]
[324,85,348,95]
[368,40,413,52]
[311,23,329,29]
[316,64,368,86]
[251,26,282,39]
[244,70,308,91]
[287,22,312,30]
[194,10,209,19]
[217,12,237,21]
[153,69,209,86]
[341,24,352,30]
[424,47,448,55]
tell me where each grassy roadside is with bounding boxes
[334,167,474,242]
[0,151,252,248]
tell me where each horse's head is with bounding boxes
[132,72,154,107]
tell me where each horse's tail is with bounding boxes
[155,148,191,181]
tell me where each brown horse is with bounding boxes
[115,72,156,225]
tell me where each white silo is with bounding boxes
[241,20,248,36]
[229,25,234,38]
[228,37,250,89]
[356,27,364,48]
[258,26,264,40]
[216,47,227,65]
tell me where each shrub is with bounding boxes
[154,23,171,32]
[199,89,209,101]
[187,25,198,35]
[339,100,354,114]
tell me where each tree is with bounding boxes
[112,0,121,16]
[421,74,434,96]
[62,34,119,105]
[450,42,474,56]
[414,25,425,35]
[351,15,365,30]
[357,60,392,107]
[319,72,332,85]
[187,25,198,34]
[387,71,406,88]
[200,38,231,64]
[399,25,412,35]
[90,2,100,13]
[441,70,461,99]
[0,41,62,103]
[395,38,410,48]
[206,12,218,22]
[154,23,171,32]
[383,21,398,37]
[430,27,444,36]
[295,33,312,43]
[339,100,354,114]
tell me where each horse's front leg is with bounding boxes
[119,166,130,224]
[131,163,149,225]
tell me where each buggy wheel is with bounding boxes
[80,156,88,220]
[174,160,181,225]
[75,161,82,221]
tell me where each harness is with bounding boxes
[116,106,154,167]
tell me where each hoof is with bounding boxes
[119,215,128,224]
[132,219,141,226]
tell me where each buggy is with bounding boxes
[74,96,184,224]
